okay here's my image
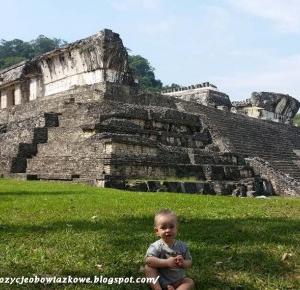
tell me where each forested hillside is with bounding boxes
[294,114,300,126]
[0,35,67,70]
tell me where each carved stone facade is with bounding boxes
[0,29,299,197]
[0,29,133,110]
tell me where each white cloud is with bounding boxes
[228,0,300,33]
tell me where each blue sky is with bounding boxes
[2,0,300,101]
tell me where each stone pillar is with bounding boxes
[14,84,22,105]
[21,80,30,104]
[0,91,7,109]
[29,78,38,101]
[6,88,14,107]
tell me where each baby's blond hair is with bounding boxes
[154,209,177,226]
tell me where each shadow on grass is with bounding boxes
[0,217,300,289]
[1,216,299,289]
[1,217,298,245]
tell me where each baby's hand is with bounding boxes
[175,255,184,267]
[166,256,179,268]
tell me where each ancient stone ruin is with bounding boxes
[232,92,300,125]
[161,82,232,111]
[0,29,299,197]
[162,84,300,125]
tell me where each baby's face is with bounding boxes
[155,214,178,244]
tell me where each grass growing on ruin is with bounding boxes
[0,179,299,290]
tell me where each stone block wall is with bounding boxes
[161,82,231,110]
[0,83,273,196]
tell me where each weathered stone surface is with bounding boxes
[125,180,148,191]
[232,92,300,124]
[162,82,231,110]
[246,190,256,198]
[0,29,133,110]
[251,92,299,115]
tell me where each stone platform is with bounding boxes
[0,29,299,197]
[0,83,299,197]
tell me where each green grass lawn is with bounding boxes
[0,179,299,290]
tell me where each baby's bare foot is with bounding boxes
[167,285,175,290]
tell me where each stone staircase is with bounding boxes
[0,113,59,176]
[2,85,295,196]
[179,101,300,183]
[91,102,270,195]
[21,98,270,196]
[25,104,107,183]
[161,100,300,196]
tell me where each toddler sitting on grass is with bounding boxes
[144,209,194,290]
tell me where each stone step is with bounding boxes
[98,132,219,152]
[26,156,105,176]
[270,159,300,164]
[58,113,96,128]
[98,122,210,139]
[269,161,300,168]
[36,140,104,156]
[0,132,36,156]
[1,173,28,179]
[274,168,300,173]
[105,177,271,196]
[271,164,300,170]
[235,148,296,155]
[46,127,91,143]
[108,161,255,181]
[0,144,23,156]
[0,156,13,174]
[106,151,246,166]
[72,177,97,185]
[194,153,246,166]
[38,173,73,180]
[227,139,294,147]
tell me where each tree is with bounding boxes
[294,113,300,126]
[0,56,26,69]
[128,55,162,93]
[0,39,33,69]
[31,35,67,57]
[0,36,67,70]
[162,83,181,90]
